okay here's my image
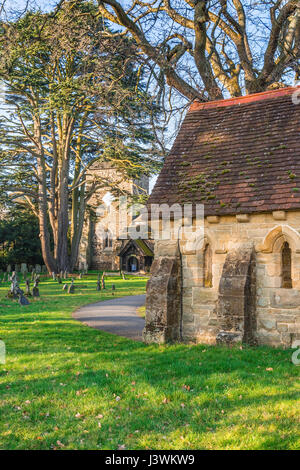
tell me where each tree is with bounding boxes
[97,0,300,101]
[0,1,162,273]
[0,204,43,270]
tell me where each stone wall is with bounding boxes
[143,241,181,343]
[78,163,149,270]
[145,210,300,348]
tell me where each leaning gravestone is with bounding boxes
[68,279,75,294]
[15,264,20,273]
[6,265,11,273]
[25,279,31,296]
[35,264,42,274]
[32,280,40,297]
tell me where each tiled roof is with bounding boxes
[118,239,154,257]
[149,86,300,216]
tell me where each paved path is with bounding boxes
[73,295,146,341]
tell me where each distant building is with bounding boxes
[78,162,153,272]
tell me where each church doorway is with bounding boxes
[128,256,139,272]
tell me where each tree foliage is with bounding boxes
[0,0,163,272]
[0,205,43,269]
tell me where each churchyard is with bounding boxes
[0,269,299,450]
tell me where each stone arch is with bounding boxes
[103,229,113,249]
[194,231,215,288]
[194,229,215,253]
[257,225,300,253]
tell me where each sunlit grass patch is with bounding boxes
[0,272,299,450]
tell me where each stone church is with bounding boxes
[78,162,154,272]
[144,86,300,348]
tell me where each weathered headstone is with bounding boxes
[6,264,11,273]
[57,274,62,284]
[25,279,31,296]
[32,280,40,297]
[35,264,41,274]
[21,263,28,275]
[68,279,75,294]
[15,264,20,273]
[96,273,101,291]
[63,283,68,291]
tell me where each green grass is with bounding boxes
[0,273,299,450]
[136,305,146,318]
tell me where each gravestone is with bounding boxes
[25,279,31,296]
[21,263,28,275]
[7,264,11,273]
[15,264,21,273]
[57,274,62,284]
[35,264,42,274]
[62,283,68,291]
[68,279,75,294]
[32,280,40,297]
[42,265,47,273]
[96,273,101,291]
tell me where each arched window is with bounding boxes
[281,241,292,288]
[203,243,212,288]
[104,230,112,249]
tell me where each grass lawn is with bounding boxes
[0,272,299,450]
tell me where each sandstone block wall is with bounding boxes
[145,210,300,348]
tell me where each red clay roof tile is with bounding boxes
[149,87,300,216]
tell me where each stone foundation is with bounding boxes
[143,252,181,343]
[144,211,300,348]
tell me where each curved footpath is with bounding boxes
[73,294,146,341]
